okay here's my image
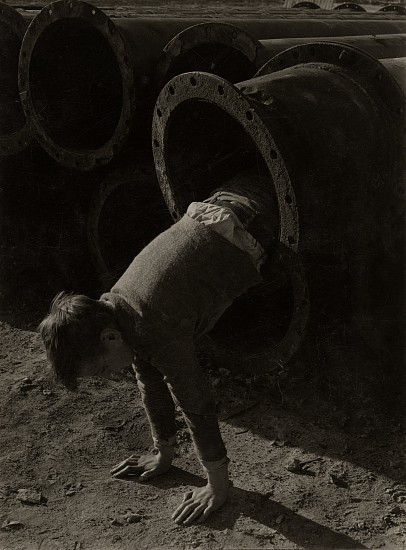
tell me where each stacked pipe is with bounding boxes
[151,43,405,365]
[16,0,406,169]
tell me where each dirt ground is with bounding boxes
[1,0,406,549]
[0,292,405,550]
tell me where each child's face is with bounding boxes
[78,329,134,378]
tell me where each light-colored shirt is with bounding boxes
[186,202,267,271]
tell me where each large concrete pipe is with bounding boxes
[18,0,406,170]
[0,2,32,155]
[151,43,405,367]
[259,33,406,61]
[157,32,406,90]
[102,5,406,19]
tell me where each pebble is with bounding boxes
[329,473,349,488]
[1,519,24,530]
[275,514,285,524]
[110,518,123,526]
[17,488,44,504]
[125,513,142,524]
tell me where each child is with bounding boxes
[39,172,276,525]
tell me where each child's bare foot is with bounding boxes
[110,447,174,481]
[172,466,230,525]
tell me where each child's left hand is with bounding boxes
[172,467,230,525]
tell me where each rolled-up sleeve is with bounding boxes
[151,336,227,463]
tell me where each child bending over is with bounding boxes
[39,173,276,525]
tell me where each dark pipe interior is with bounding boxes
[0,22,26,136]
[165,100,277,215]
[98,173,173,282]
[209,258,295,356]
[164,99,293,354]
[29,19,123,149]
[163,43,258,85]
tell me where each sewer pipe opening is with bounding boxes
[19,0,134,170]
[152,72,307,368]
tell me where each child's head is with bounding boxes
[39,292,134,388]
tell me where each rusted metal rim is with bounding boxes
[334,3,366,11]
[18,0,136,170]
[254,242,309,369]
[154,22,264,89]
[0,2,32,155]
[152,71,299,251]
[255,42,405,124]
[379,4,406,14]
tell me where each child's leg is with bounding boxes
[206,168,279,252]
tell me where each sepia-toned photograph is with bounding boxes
[0,0,405,548]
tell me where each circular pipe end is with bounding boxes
[152,70,299,250]
[0,2,32,155]
[154,22,264,89]
[18,0,136,170]
[152,71,309,367]
[333,2,366,10]
[379,4,406,14]
[255,42,406,123]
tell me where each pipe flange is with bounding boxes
[334,3,366,11]
[379,4,406,14]
[18,0,136,170]
[0,3,32,155]
[152,71,299,252]
[154,22,264,89]
[292,2,321,8]
[255,42,405,126]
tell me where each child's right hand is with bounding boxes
[110,447,174,481]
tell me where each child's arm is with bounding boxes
[151,335,230,524]
[110,357,177,480]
